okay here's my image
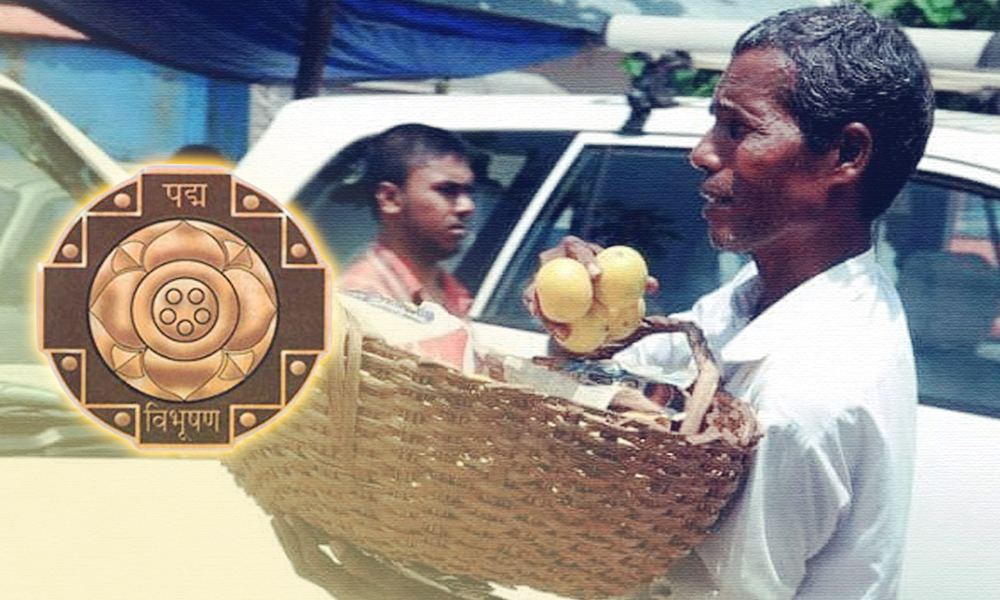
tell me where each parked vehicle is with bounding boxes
[0,72,131,455]
[238,90,1000,599]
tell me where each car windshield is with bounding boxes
[0,88,106,203]
[0,92,94,313]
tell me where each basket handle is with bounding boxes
[327,301,363,461]
[646,318,722,436]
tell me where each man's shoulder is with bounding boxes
[337,246,417,304]
[733,254,917,424]
[338,249,382,288]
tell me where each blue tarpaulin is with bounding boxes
[23,0,598,83]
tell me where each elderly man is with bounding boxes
[546,4,931,599]
[338,123,476,317]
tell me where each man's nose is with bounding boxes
[454,192,475,216]
[690,134,721,173]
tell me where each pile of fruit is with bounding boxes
[534,246,648,354]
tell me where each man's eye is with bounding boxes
[718,120,750,139]
[436,183,468,200]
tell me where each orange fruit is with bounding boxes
[607,298,646,342]
[555,302,609,354]
[535,257,592,323]
[594,246,648,310]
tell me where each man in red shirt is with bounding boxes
[337,123,476,318]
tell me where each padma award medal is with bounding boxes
[38,166,330,449]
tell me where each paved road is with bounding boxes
[0,457,333,600]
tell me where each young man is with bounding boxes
[337,123,476,317]
[541,4,932,598]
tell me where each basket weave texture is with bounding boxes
[224,304,757,599]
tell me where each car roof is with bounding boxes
[237,93,1000,203]
[237,94,708,201]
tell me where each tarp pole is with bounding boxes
[295,0,335,99]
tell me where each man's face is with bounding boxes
[398,153,475,261]
[690,47,833,255]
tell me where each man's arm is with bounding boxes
[691,427,843,599]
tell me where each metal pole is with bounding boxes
[295,0,336,99]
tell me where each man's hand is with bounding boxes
[539,235,605,277]
[271,513,463,600]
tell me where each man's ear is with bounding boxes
[831,122,872,184]
[375,181,403,217]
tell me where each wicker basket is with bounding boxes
[223,302,758,599]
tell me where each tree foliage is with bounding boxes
[643,1,1000,110]
[860,0,1000,112]
[859,0,1000,30]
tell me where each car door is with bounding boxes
[877,160,1000,600]
[471,134,1000,416]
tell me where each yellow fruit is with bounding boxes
[555,302,609,354]
[594,246,648,310]
[607,298,646,342]
[535,257,592,323]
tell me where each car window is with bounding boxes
[290,131,573,295]
[479,145,746,331]
[875,176,1000,418]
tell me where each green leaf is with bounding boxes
[914,0,964,25]
[860,0,911,17]
[621,54,647,78]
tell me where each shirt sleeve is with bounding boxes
[612,329,692,374]
[612,306,698,378]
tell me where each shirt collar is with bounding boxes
[371,244,473,318]
[721,248,879,363]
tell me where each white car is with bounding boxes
[0,72,127,454]
[238,90,1000,599]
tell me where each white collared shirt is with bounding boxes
[615,249,918,599]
